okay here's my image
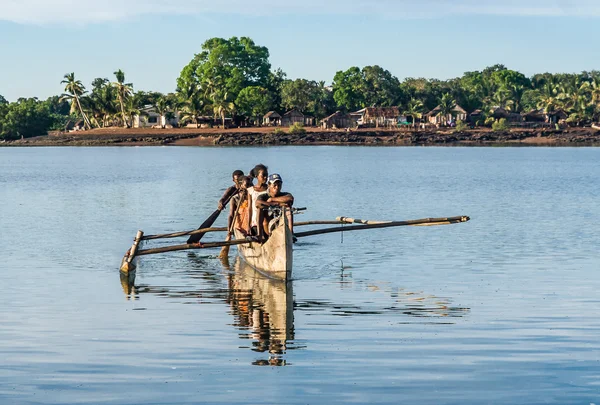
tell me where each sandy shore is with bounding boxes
[2,126,600,147]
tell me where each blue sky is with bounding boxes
[1,0,599,101]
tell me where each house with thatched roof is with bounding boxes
[321,111,353,129]
[547,109,568,124]
[281,109,304,127]
[263,111,281,126]
[490,107,521,122]
[521,109,546,122]
[425,104,467,125]
[351,107,400,127]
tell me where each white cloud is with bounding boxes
[1,0,599,24]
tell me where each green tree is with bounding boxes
[177,37,271,107]
[436,93,457,125]
[235,86,272,125]
[361,65,402,107]
[403,99,424,128]
[332,67,365,112]
[113,69,133,127]
[60,72,92,129]
[0,98,53,140]
[152,94,174,128]
[211,90,235,129]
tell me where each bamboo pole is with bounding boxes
[295,216,470,238]
[120,230,144,273]
[142,226,227,240]
[336,217,391,225]
[135,238,252,257]
[141,221,344,241]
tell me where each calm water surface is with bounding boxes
[1,146,599,404]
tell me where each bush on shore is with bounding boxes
[492,118,510,132]
[454,120,467,132]
[288,122,306,135]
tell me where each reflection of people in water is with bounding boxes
[226,257,294,364]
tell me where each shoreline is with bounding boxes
[2,126,600,147]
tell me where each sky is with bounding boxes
[0,0,599,101]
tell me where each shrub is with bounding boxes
[454,120,467,132]
[484,117,495,127]
[273,127,285,135]
[288,122,306,135]
[492,118,510,132]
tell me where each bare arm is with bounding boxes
[226,198,238,234]
[267,194,294,207]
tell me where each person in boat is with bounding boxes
[219,175,254,258]
[229,175,253,237]
[218,169,244,211]
[255,173,294,242]
[247,164,269,237]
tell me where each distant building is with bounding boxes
[546,109,568,124]
[281,109,304,127]
[521,109,546,122]
[425,104,467,125]
[352,107,400,127]
[263,111,282,126]
[321,111,353,129]
[133,105,179,128]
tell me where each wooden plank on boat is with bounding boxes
[234,209,293,281]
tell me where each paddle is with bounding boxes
[186,191,237,244]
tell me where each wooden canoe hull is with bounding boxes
[234,210,293,281]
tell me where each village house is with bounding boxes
[521,109,546,123]
[352,107,400,127]
[281,109,304,127]
[546,109,568,124]
[262,111,281,126]
[490,107,521,123]
[321,111,354,129]
[425,104,467,125]
[133,105,179,128]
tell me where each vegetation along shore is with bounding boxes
[1,36,599,146]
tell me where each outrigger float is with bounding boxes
[120,208,470,281]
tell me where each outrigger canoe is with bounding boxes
[120,210,470,282]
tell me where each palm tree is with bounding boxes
[153,95,174,129]
[403,99,424,129]
[436,93,456,126]
[60,73,92,130]
[211,90,235,129]
[537,80,560,115]
[113,69,133,127]
[178,87,207,128]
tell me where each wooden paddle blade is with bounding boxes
[186,209,222,244]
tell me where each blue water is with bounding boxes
[1,146,599,404]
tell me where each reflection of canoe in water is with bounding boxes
[233,209,293,281]
[228,257,294,363]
